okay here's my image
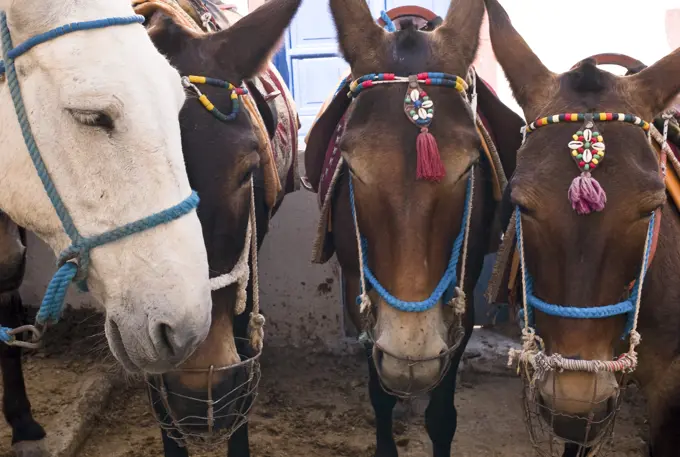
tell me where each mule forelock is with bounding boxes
[563,60,613,95]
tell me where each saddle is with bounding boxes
[132,0,301,211]
[303,6,521,265]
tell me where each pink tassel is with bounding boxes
[416,128,446,182]
[568,172,607,215]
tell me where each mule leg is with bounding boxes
[645,361,680,457]
[0,291,47,457]
[160,428,189,457]
[424,352,462,457]
[562,443,592,457]
[227,423,250,457]
[366,345,399,457]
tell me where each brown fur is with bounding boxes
[316,1,524,456]
[141,1,301,454]
[485,0,680,453]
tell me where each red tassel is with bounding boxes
[416,127,446,181]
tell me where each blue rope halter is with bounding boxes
[0,13,200,346]
[348,172,473,313]
[515,206,655,339]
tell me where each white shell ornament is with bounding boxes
[403,80,434,129]
[568,127,606,172]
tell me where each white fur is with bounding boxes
[0,0,212,373]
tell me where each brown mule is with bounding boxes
[484,0,680,455]
[303,2,525,456]
[136,1,302,456]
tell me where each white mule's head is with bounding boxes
[0,0,212,373]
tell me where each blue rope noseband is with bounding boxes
[515,206,655,338]
[0,12,200,345]
[348,171,473,313]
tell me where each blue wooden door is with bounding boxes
[284,0,454,140]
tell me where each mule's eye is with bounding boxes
[68,109,115,130]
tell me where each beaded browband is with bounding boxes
[347,72,470,182]
[181,75,248,122]
[523,111,652,215]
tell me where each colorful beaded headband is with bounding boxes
[181,75,248,122]
[524,112,651,215]
[347,72,469,182]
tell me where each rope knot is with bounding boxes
[629,329,641,347]
[358,293,371,313]
[250,312,265,328]
[449,287,466,314]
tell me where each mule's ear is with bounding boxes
[483,0,557,120]
[212,0,302,80]
[627,48,680,117]
[329,0,386,67]
[435,0,486,68]
[141,8,196,56]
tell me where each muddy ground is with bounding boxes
[1,310,649,457]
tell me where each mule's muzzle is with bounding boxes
[520,371,625,456]
[146,338,261,447]
[537,392,617,444]
[369,323,465,398]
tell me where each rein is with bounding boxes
[0,13,200,348]
[508,110,674,379]
[345,69,477,324]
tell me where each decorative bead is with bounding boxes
[584,164,590,170]
[572,150,578,157]
[414,100,422,108]
[412,115,419,121]
[599,150,605,157]
[579,160,586,167]
[597,136,604,142]
[573,134,579,141]
[592,158,599,165]
[405,97,411,103]
[578,147,584,153]
[585,142,591,148]
[579,135,585,141]
[577,131,583,135]
[577,154,583,159]
[593,132,600,136]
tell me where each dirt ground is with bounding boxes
[0,311,649,457]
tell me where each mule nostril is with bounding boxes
[158,323,174,355]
